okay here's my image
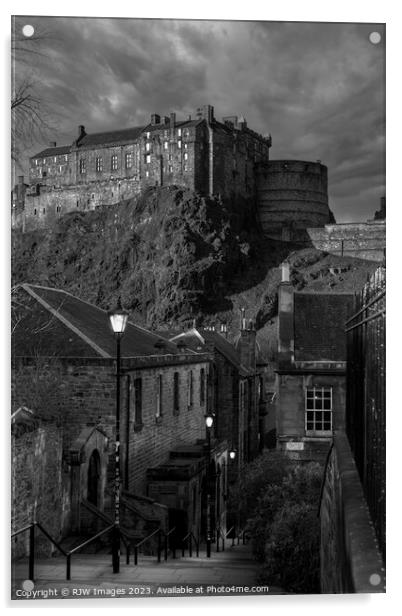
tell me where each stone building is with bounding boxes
[275,263,353,462]
[163,319,263,467]
[11,283,228,554]
[17,104,272,231]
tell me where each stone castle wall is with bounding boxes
[256,160,330,235]
[305,221,386,262]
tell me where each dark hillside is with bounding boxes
[12,186,379,348]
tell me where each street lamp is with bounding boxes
[205,412,215,558]
[108,298,129,574]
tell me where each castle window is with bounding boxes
[164,141,168,150]
[305,387,333,435]
[146,154,151,164]
[43,208,46,214]
[64,155,68,162]
[183,164,188,172]
[111,155,118,171]
[145,170,149,178]
[34,208,37,215]
[184,152,188,161]
[146,142,151,152]
[168,165,173,173]
[58,166,62,173]
[184,143,188,149]
[125,153,133,169]
[146,132,150,139]
[177,128,182,137]
[178,140,182,149]
[79,158,86,174]
[96,157,103,172]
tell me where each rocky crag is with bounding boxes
[12,186,380,358]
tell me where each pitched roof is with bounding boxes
[170,328,252,375]
[12,284,181,359]
[31,145,72,159]
[77,126,145,148]
[294,292,354,362]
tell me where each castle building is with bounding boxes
[19,104,272,230]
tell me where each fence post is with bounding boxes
[66,554,71,581]
[28,525,35,581]
[126,543,130,565]
[157,532,161,563]
[134,546,138,566]
[189,536,192,558]
[164,533,168,561]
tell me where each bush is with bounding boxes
[228,451,323,593]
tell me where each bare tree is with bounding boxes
[11,22,56,169]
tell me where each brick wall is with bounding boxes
[123,361,209,495]
[319,432,385,592]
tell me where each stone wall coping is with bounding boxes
[327,430,385,593]
[12,352,212,370]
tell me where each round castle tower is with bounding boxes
[256,160,331,239]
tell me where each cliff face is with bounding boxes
[12,186,379,337]
[12,187,267,327]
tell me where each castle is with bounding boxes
[11,103,385,261]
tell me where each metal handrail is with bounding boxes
[12,522,67,581]
[66,524,115,580]
[181,531,200,558]
[134,527,162,565]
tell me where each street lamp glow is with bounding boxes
[205,413,214,428]
[108,299,129,336]
[229,449,236,460]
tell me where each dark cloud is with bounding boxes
[13,16,385,222]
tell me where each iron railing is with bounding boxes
[345,265,385,560]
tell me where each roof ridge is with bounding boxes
[21,284,111,359]
[25,283,178,348]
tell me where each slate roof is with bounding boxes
[31,118,204,158]
[12,284,181,359]
[170,328,252,375]
[294,292,354,362]
[76,126,145,148]
[31,145,72,159]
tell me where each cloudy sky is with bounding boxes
[13,16,385,223]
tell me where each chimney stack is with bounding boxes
[278,262,294,365]
[237,309,256,369]
[281,261,290,283]
[49,141,57,148]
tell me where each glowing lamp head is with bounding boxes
[108,298,129,336]
[205,413,214,429]
[229,449,236,460]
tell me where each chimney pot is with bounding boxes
[281,262,290,283]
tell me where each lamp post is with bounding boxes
[205,412,214,558]
[228,447,240,540]
[108,298,129,574]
